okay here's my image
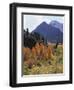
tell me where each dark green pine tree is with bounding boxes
[26,28,29,36]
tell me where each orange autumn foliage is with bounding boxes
[23,43,53,66]
[35,43,41,56]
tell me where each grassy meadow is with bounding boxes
[23,43,63,75]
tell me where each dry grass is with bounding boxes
[23,43,63,75]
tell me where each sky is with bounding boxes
[23,15,64,32]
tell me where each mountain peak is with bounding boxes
[40,21,48,25]
[50,20,62,25]
[32,21,63,43]
[49,20,63,32]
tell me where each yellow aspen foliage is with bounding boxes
[31,47,37,60]
[39,43,45,55]
[35,43,41,56]
[23,43,54,62]
[47,46,53,59]
[23,47,31,61]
